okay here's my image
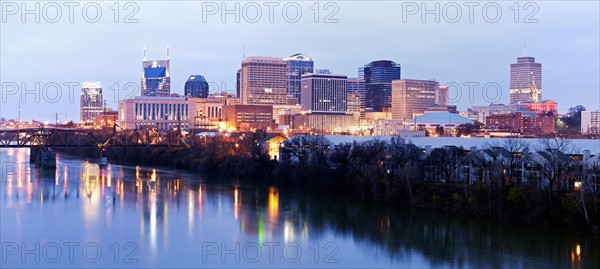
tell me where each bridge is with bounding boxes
[0,126,189,168]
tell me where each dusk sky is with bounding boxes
[1,1,599,122]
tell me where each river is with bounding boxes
[0,148,598,268]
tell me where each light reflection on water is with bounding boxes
[0,148,598,268]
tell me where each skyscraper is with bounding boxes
[363,60,401,112]
[347,78,366,119]
[510,56,542,104]
[240,56,289,105]
[236,69,241,98]
[391,79,440,121]
[301,73,347,113]
[284,53,314,104]
[184,75,209,98]
[80,81,103,123]
[141,46,171,97]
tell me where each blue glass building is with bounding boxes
[141,47,171,97]
[284,53,314,104]
[184,75,209,98]
[363,60,401,112]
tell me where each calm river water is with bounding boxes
[0,148,598,268]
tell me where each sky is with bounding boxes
[1,0,599,122]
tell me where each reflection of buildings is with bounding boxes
[237,186,282,242]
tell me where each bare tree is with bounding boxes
[534,139,574,192]
[387,137,422,204]
[426,146,468,188]
[281,134,330,169]
[503,138,530,187]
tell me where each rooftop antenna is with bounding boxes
[523,43,527,56]
[143,45,146,61]
[166,44,170,60]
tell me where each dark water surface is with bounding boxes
[1,148,598,268]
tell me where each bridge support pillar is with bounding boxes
[29,147,56,169]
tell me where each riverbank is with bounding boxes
[56,139,600,235]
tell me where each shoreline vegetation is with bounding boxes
[57,132,600,235]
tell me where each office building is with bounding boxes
[510,56,542,104]
[184,75,209,98]
[222,104,274,131]
[284,53,314,104]
[141,46,171,97]
[117,96,196,130]
[80,81,103,124]
[236,69,241,98]
[363,60,401,112]
[391,79,440,121]
[240,56,289,105]
[582,110,600,134]
[347,78,366,119]
[486,112,555,134]
[292,113,354,133]
[301,73,347,113]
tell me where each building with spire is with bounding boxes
[141,45,171,97]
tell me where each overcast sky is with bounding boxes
[1,1,599,122]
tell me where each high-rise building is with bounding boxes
[358,67,364,80]
[301,73,347,113]
[80,81,103,123]
[141,46,171,97]
[510,56,542,104]
[347,78,366,119]
[391,79,440,121]
[240,56,289,105]
[436,85,449,106]
[184,75,209,98]
[363,60,401,112]
[581,110,600,134]
[236,69,241,98]
[284,53,314,104]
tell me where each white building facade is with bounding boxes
[117,96,197,130]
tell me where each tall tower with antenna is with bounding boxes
[141,45,171,97]
[510,53,542,104]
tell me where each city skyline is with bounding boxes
[1,1,599,122]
